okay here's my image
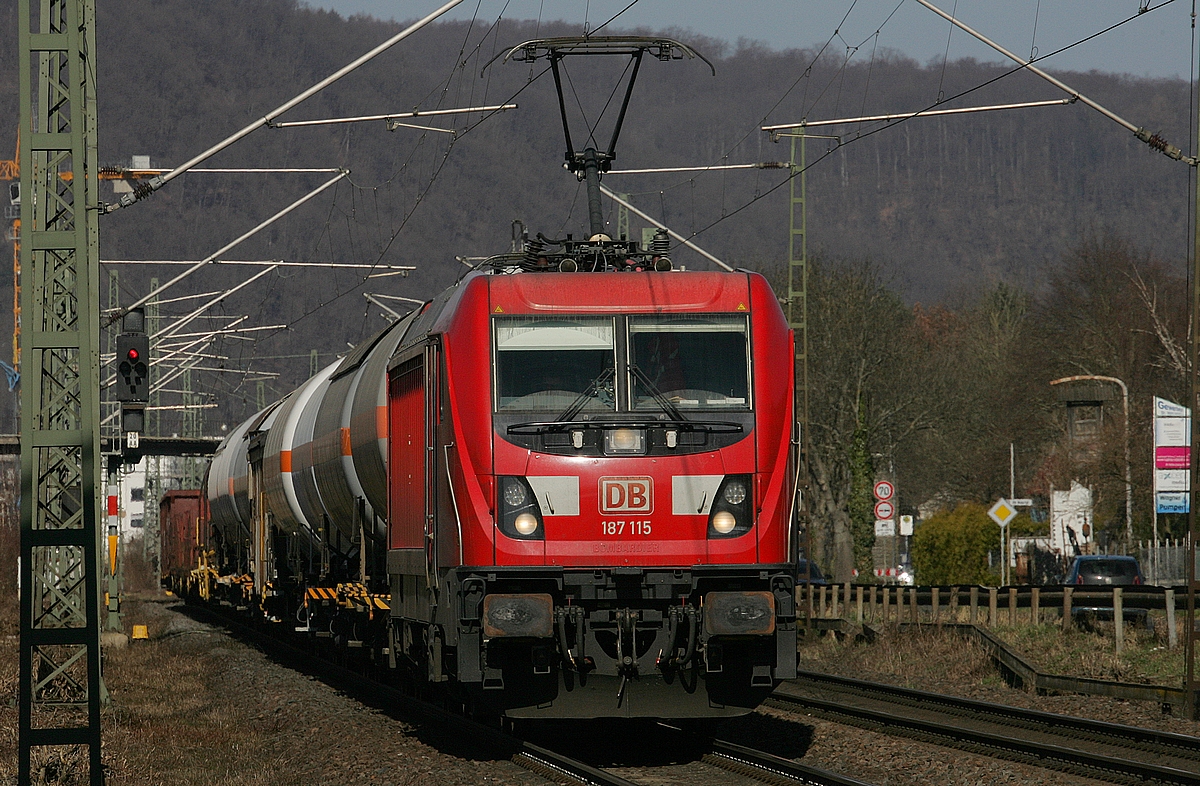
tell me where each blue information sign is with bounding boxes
[1156,491,1190,514]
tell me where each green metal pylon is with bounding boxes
[783,128,813,626]
[143,277,160,571]
[18,0,106,782]
[181,368,203,488]
[617,192,630,241]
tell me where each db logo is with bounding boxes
[599,477,654,514]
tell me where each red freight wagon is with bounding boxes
[160,489,204,585]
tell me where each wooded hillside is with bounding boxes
[0,2,1193,571]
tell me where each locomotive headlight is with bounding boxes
[712,511,737,534]
[603,428,646,455]
[513,513,539,536]
[708,474,753,539]
[722,480,747,506]
[497,476,544,540]
[503,480,527,507]
[612,429,639,450]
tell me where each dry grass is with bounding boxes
[800,615,1188,689]
[99,600,303,784]
[1,598,350,785]
[0,524,292,784]
[993,617,1184,685]
[799,625,1004,691]
[117,536,160,594]
[0,456,18,637]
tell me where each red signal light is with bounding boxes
[127,348,140,361]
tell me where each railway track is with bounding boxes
[770,670,1200,785]
[518,718,877,786]
[703,739,878,786]
[180,603,875,786]
[517,734,875,786]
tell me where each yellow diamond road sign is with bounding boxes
[988,498,1017,527]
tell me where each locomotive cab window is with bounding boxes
[628,315,751,411]
[495,317,616,412]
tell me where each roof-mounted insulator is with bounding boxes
[651,228,670,255]
[523,237,546,267]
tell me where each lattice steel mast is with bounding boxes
[17,0,105,782]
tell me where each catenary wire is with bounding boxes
[588,0,640,37]
[250,65,554,346]
[673,0,1182,252]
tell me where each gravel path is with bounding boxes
[1,597,549,786]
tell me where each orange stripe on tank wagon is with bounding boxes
[280,450,292,473]
[340,427,352,456]
[375,405,387,439]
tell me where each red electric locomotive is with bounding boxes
[384,239,797,719]
[190,35,798,723]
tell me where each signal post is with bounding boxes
[103,308,149,632]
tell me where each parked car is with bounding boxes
[1065,555,1144,586]
[796,558,827,585]
[1064,555,1149,628]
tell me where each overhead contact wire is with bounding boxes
[256,66,554,342]
[683,0,1185,247]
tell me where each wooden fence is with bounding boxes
[799,583,1183,653]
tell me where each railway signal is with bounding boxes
[115,308,149,438]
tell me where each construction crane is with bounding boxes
[2,134,155,376]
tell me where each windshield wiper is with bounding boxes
[554,366,615,423]
[628,363,685,422]
[506,416,742,435]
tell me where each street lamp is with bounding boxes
[1050,375,1132,548]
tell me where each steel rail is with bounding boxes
[772,674,1200,784]
[512,742,640,786]
[788,669,1200,755]
[706,739,877,786]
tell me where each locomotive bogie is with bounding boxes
[384,564,796,718]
